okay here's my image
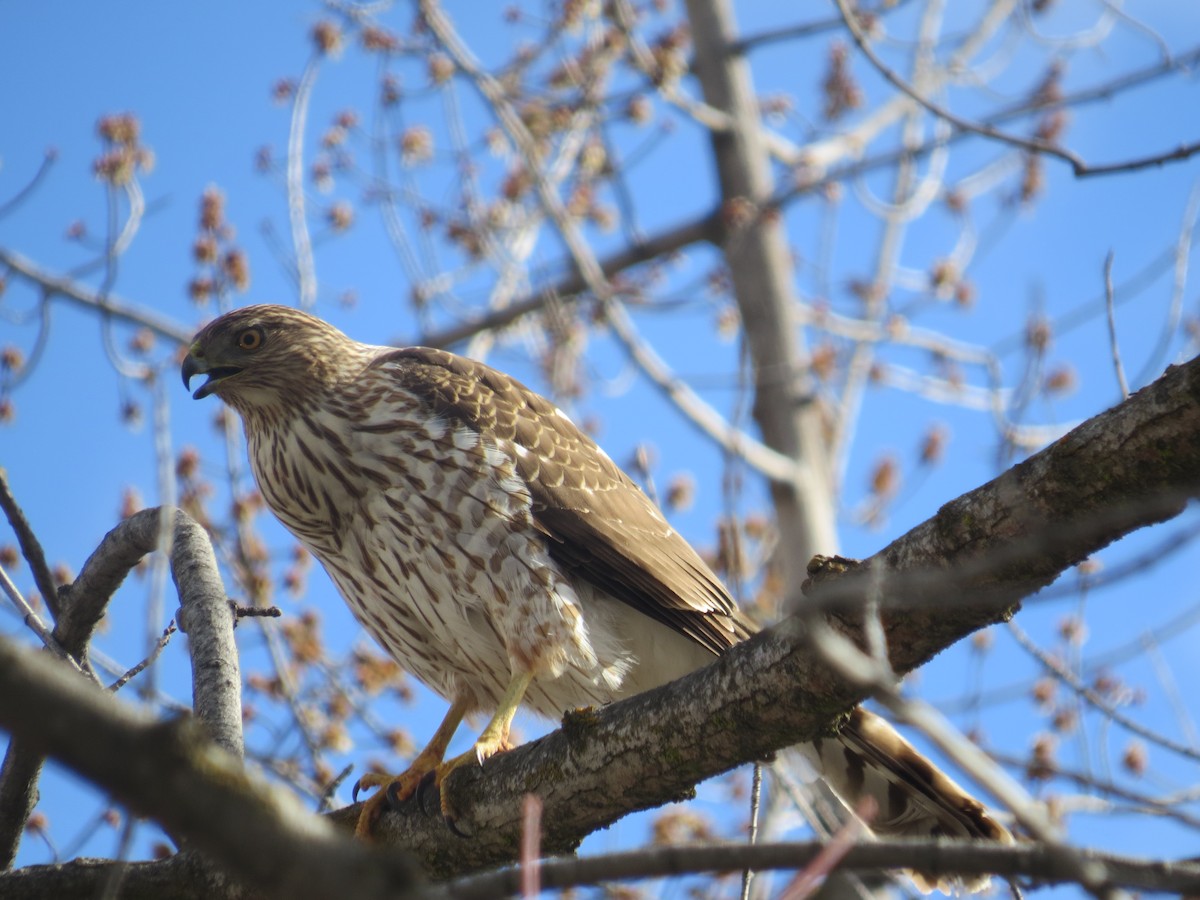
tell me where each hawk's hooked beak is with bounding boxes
[182,344,242,400]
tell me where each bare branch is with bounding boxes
[0,507,240,866]
[0,469,61,619]
[436,839,1200,898]
[1103,252,1130,398]
[6,836,1199,899]
[410,212,718,349]
[0,150,58,220]
[685,0,838,573]
[108,622,177,693]
[0,635,425,900]
[168,510,244,759]
[0,565,81,673]
[287,58,320,309]
[0,248,194,344]
[832,0,1200,178]
[318,353,1200,879]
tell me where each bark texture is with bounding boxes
[3,356,1194,897]
[685,0,839,573]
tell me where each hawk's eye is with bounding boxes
[237,327,265,351]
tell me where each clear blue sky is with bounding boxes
[3,1,1200,892]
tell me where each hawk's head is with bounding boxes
[182,305,355,411]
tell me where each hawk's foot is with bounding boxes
[417,733,516,835]
[351,696,474,839]
[352,767,429,839]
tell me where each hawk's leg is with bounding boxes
[423,669,534,827]
[352,694,469,839]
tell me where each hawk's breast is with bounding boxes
[246,388,636,714]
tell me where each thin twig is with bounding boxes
[0,469,61,619]
[740,761,762,900]
[0,149,58,219]
[0,564,84,676]
[779,797,876,900]
[317,763,354,815]
[832,0,1200,178]
[108,621,177,693]
[1007,620,1200,764]
[288,57,320,308]
[1102,252,1129,398]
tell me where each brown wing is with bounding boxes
[378,346,754,655]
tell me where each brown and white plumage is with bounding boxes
[182,305,1010,888]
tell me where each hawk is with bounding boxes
[183,305,1010,885]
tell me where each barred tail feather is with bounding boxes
[799,708,1013,893]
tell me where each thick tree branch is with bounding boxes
[329,355,1200,877]
[2,357,1198,893]
[9,839,1200,898]
[0,508,240,867]
[0,636,425,900]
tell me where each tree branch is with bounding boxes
[0,469,61,619]
[8,838,1200,898]
[0,508,240,866]
[330,354,1200,878]
[3,356,1198,891]
[833,0,1200,177]
[168,510,244,759]
[438,839,1200,898]
[0,635,425,900]
[0,247,194,344]
[684,0,838,574]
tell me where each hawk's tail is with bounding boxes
[799,707,1013,893]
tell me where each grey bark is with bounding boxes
[0,508,242,867]
[6,841,1200,899]
[2,355,1198,895]
[684,0,839,581]
[0,636,425,900]
[169,511,244,759]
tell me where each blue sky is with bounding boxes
[3,1,1200,892]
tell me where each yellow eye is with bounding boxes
[237,327,264,351]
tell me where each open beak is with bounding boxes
[181,350,241,400]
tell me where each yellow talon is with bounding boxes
[352,695,470,838]
[354,670,535,836]
[424,670,534,825]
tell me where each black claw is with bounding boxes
[384,779,409,812]
[417,770,440,817]
[351,778,364,804]
[445,813,471,839]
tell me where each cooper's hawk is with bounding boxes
[183,305,1011,887]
